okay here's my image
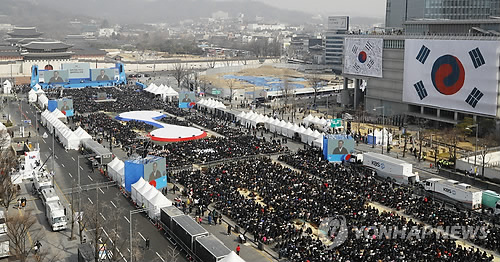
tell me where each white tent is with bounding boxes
[33,84,43,92]
[108,157,125,187]
[277,120,287,136]
[141,186,158,210]
[287,124,300,138]
[38,94,49,108]
[74,127,92,140]
[302,114,314,126]
[28,89,37,103]
[301,128,314,144]
[2,80,11,94]
[60,128,80,150]
[131,178,147,204]
[147,192,172,219]
[269,118,279,132]
[313,137,323,149]
[283,122,294,138]
[51,108,67,123]
[220,251,246,262]
[237,111,247,123]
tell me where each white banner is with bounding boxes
[403,39,499,116]
[343,38,383,78]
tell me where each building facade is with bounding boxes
[325,16,349,74]
[342,35,500,130]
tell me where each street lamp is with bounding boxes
[129,208,149,262]
[466,124,478,172]
[373,106,385,154]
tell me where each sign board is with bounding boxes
[403,39,500,116]
[328,16,349,31]
[330,118,342,128]
[22,120,32,125]
[212,89,221,95]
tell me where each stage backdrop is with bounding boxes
[403,39,500,116]
[179,92,196,108]
[62,63,90,79]
[39,70,69,84]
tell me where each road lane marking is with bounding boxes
[118,249,126,262]
[110,201,117,208]
[99,188,104,194]
[138,232,146,241]
[88,198,94,204]
[42,139,46,144]
[88,175,94,182]
[102,229,113,244]
[112,229,120,238]
[61,163,65,168]
[79,166,83,170]
[156,252,165,262]
[71,157,75,161]
[124,216,130,223]
[100,213,107,221]
[54,155,58,159]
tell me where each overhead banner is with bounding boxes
[403,40,500,116]
[343,38,383,78]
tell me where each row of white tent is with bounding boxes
[368,128,394,145]
[197,98,226,109]
[28,85,45,103]
[144,83,179,101]
[41,109,92,150]
[237,111,325,146]
[131,178,172,220]
[303,114,328,128]
[107,157,125,188]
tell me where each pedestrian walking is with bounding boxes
[145,237,150,250]
[208,214,212,225]
[227,224,232,235]
[236,245,241,255]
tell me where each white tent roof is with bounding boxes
[304,128,314,135]
[51,108,67,119]
[304,114,314,121]
[74,127,92,140]
[313,130,322,138]
[132,178,147,191]
[220,251,246,262]
[3,80,11,88]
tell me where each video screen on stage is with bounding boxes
[179,92,196,108]
[91,68,118,81]
[143,157,167,189]
[324,135,355,162]
[40,70,69,84]
[57,98,74,117]
[62,63,90,79]
[97,92,107,100]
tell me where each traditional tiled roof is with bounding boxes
[22,41,72,50]
[7,27,43,37]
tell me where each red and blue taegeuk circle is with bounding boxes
[358,51,367,63]
[431,54,465,95]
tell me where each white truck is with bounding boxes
[40,188,60,205]
[423,178,483,210]
[362,152,420,185]
[34,172,53,194]
[0,211,10,258]
[45,200,67,231]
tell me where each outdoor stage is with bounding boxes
[115,111,207,142]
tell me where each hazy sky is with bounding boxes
[252,0,387,18]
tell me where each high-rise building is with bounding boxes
[325,16,349,73]
[385,0,500,35]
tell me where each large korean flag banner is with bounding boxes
[403,40,500,116]
[343,38,383,78]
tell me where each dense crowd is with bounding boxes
[171,147,498,261]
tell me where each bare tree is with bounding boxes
[200,79,209,95]
[479,134,497,177]
[7,211,36,262]
[102,198,128,262]
[281,77,293,116]
[172,63,187,90]
[308,73,323,108]
[192,71,200,93]
[207,57,216,69]
[0,174,18,211]
[226,79,236,107]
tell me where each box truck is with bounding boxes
[45,200,67,231]
[362,152,419,185]
[423,178,482,210]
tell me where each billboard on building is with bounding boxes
[403,39,500,116]
[343,38,383,78]
[323,135,355,162]
[179,92,196,108]
[328,16,349,31]
[62,63,90,79]
[39,70,69,84]
[91,68,119,81]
